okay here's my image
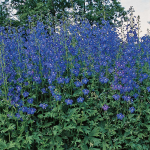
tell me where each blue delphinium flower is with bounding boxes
[48,85,55,91]
[46,62,54,69]
[16,85,22,93]
[17,77,24,83]
[27,107,36,115]
[17,100,24,107]
[117,84,122,90]
[77,97,84,103]
[82,89,89,95]
[20,106,28,113]
[112,94,120,100]
[74,81,83,87]
[122,95,131,102]
[14,95,20,102]
[15,113,21,119]
[33,75,41,84]
[23,91,29,98]
[39,103,48,109]
[142,73,149,80]
[64,77,70,84]
[129,107,135,113]
[54,94,62,101]
[57,77,65,84]
[48,77,53,84]
[27,98,34,104]
[20,118,23,122]
[7,114,13,118]
[117,113,124,120]
[72,69,79,77]
[81,78,89,84]
[130,99,134,104]
[102,104,110,111]
[99,77,109,84]
[65,99,73,105]
[41,88,47,94]
[147,87,150,92]
[24,82,29,86]
[133,93,138,98]
[51,71,57,79]
[11,100,15,106]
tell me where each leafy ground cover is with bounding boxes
[0,15,150,150]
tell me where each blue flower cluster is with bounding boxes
[0,17,149,124]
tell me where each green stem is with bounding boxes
[9,132,10,142]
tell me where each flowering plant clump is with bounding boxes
[0,14,150,149]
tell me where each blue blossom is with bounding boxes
[147,87,150,92]
[72,69,79,77]
[16,85,22,92]
[20,106,28,113]
[77,97,84,103]
[39,103,48,109]
[117,84,122,90]
[48,85,55,91]
[50,71,57,79]
[122,95,131,102]
[23,91,29,98]
[17,77,24,83]
[17,100,24,107]
[57,77,65,84]
[65,99,73,105]
[41,88,47,94]
[74,81,83,87]
[28,16,32,22]
[15,113,21,119]
[27,98,34,104]
[82,89,89,95]
[81,78,89,84]
[112,94,120,100]
[64,77,70,84]
[14,96,20,102]
[129,107,135,113]
[24,82,29,86]
[33,75,41,83]
[117,113,124,120]
[11,100,15,106]
[54,95,62,101]
[7,114,13,118]
[48,77,53,84]
[27,107,36,115]
[99,77,109,84]
[133,93,138,98]
[102,104,110,111]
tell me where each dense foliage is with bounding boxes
[0,0,129,33]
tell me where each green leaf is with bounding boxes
[42,122,53,128]
[37,114,43,119]
[8,123,16,131]
[89,127,100,137]
[73,89,83,97]
[63,124,76,131]
[76,126,84,133]
[102,140,107,150]
[83,135,90,144]
[0,140,7,149]
[143,124,150,131]
[25,135,33,145]
[82,126,91,135]
[6,141,16,149]
[53,130,57,136]
[85,109,98,117]
[89,137,101,147]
